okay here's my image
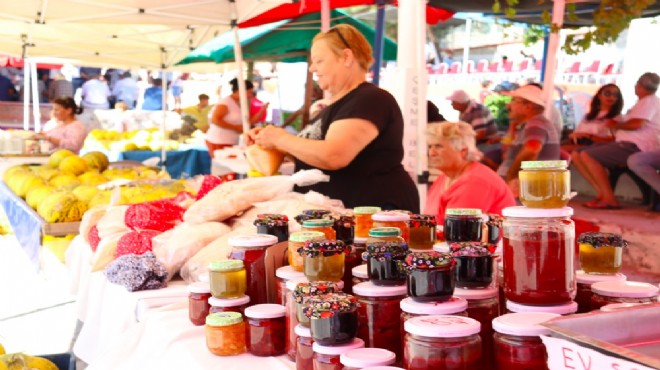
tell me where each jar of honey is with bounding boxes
[578,232,627,275]
[372,211,410,242]
[302,219,337,240]
[205,312,246,356]
[575,270,626,313]
[590,280,660,310]
[299,239,348,282]
[208,260,246,299]
[353,206,381,238]
[518,160,570,208]
[289,231,325,272]
[408,214,437,250]
[254,213,289,242]
[492,312,560,370]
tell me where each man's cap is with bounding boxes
[446,90,471,103]
[506,84,546,107]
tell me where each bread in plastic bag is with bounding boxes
[91,231,127,272]
[79,206,107,244]
[96,205,130,239]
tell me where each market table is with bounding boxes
[0,153,49,178]
[118,148,211,178]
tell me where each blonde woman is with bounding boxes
[424,121,516,221]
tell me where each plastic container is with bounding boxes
[364,227,408,286]
[590,280,660,311]
[506,300,578,315]
[303,219,337,240]
[408,214,437,250]
[299,239,347,282]
[296,324,314,370]
[453,287,499,370]
[443,208,484,243]
[208,260,246,299]
[402,251,455,302]
[353,282,407,360]
[244,304,287,357]
[518,160,570,208]
[334,214,355,245]
[292,280,343,327]
[205,312,246,356]
[372,211,411,242]
[403,315,482,370]
[228,234,279,306]
[188,282,211,326]
[254,213,289,243]
[449,242,494,289]
[306,293,359,345]
[354,206,381,238]
[276,265,306,305]
[492,312,560,370]
[340,348,396,370]
[502,207,576,305]
[575,270,626,313]
[208,295,250,316]
[313,338,365,370]
[577,232,627,274]
[289,231,325,272]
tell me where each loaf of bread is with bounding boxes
[245,144,284,176]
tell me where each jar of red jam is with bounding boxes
[313,338,365,370]
[364,228,408,286]
[205,312,246,356]
[450,242,495,289]
[575,270,627,313]
[578,232,627,275]
[444,208,484,243]
[353,282,407,360]
[208,295,250,316]
[372,211,411,242]
[408,214,437,250]
[334,214,355,245]
[502,206,576,305]
[400,296,468,352]
[343,237,366,295]
[352,264,368,288]
[289,231,325,272]
[303,219,337,240]
[188,282,211,326]
[402,252,455,302]
[228,234,279,306]
[296,324,314,370]
[492,312,560,370]
[208,260,247,299]
[590,280,660,310]
[254,213,289,242]
[306,293,359,345]
[497,259,505,316]
[286,277,308,362]
[353,206,381,238]
[293,280,343,327]
[403,315,482,370]
[341,348,396,370]
[245,304,287,357]
[299,239,348,282]
[276,265,305,306]
[506,300,578,315]
[296,209,332,225]
[453,287,499,370]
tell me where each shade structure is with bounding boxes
[177,9,398,66]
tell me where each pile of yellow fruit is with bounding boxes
[84,128,181,152]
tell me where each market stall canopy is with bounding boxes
[177,9,398,65]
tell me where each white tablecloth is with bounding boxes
[85,302,296,370]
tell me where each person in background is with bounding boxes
[424,121,515,220]
[81,73,111,109]
[34,97,87,154]
[427,100,446,123]
[48,73,74,101]
[181,93,212,132]
[0,74,17,101]
[112,71,139,109]
[447,89,498,146]
[142,78,164,111]
[479,80,493,104]
[247,24,420,212]
[170,73,187,110]
[628,149,660,205]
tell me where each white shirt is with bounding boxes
[81,79,111,109]
[617,94,660,152]
[112,77,139,107]
[206,95,242,145]
[574,111,621,138]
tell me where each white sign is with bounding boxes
[541,335,655,370]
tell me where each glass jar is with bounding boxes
[208,295,250,316]
[340,348,396,370]
[303,219,337,240]
[497,259,505,316]
[502,207,576,305]
[299,239,348,282]
[450,242,494,289]
[400,296,468,354]
[408,214,437,250]
[295,209,332,225]
[402,252,456,302]
[188,282,211,326]
[286,278,308,362]
[276,265,306,305]
[351,264,368,288]
[365,228,408,286]
[334,214,355,245]
[444,208,484,243]
[343,237,366,295]
[506,300,578,315]
[307,293,359,345]
[518,160,570,208]
[208,260,247,299]
[575,270,627,313]
[228,234,279,306]
[354,206,381,238]
[353,282,408,361]
[403,315,482,370]
[372,211,411,242]
[453,287,499,370]
[313,338,365,370]
[244,304,287,357]
[292,281,343,327]
[578,232,627,274]
[590,280,660,311]
[289,231,325,272]
[485,214,504,245]
[205,312,246,356]
[254,213,289,242]
[492,312,560,370]
[296,324,314,370]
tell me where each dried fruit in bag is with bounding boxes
[125,199,185,232]
[115,229,162,258]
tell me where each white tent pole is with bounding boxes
[30,61,41,132]
[230,0,250,140]
[542,0,565,118]
[462,18,472,75]
[161,68,168,167]
[22,62,30,131]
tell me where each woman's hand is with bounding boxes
[253,125,287,150]
[245,127,262,146]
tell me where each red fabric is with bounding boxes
[89,225,101,252]
[196,175,225,200]
[0,54,63,69]
[115,230,162,258]
[124,199,185,232]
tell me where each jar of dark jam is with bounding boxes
[492,312,560,370]
[518,160,570,208]
[254,213,289,242]
[502,207,576,305]
[296,209,333,225]
[188,282,211,326]
[403,315,482,370]
[372,211,411,242]
[453,287,499,370]
[449,242,495,289]
[276,265,305,305]
[292,281,343,327]
[306,293,359,345]
[408,214,437,250]
[303,219,337,240]
[208,295,250,316]
[244,304,287,357]
[444,208,484,243]
[485,214,503,245]
[289,231,326,272]
[590,280,660,311]
[364,228,408,286]
[506,300,578,315]
[296,324,314,370]
[578,232,627,275]
[575,270,627,313]
[340,348,396,370]
[353,282,408,361]
[299,239,348,282]
[334,214,355,245]
[354,206,381,238]
[351,264,369,288]
[402,251,456,302]
[228,234,279,306]
[313,338,365,370]
[343,237,366,295]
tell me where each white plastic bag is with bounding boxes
[79,206,107,244]
[96,205,130,239]
[91,231,127,272]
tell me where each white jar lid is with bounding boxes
[353,281,407,297]
[340,348,396,368]
[229,234,278,248]
[404,315,481,338]
[312,338,364,355]
[285,276,310,291]
[295,324,311,337]
[453,287,498,300]
[244,304,286,319]
[400,297,468,315]
[187,281,210,294]
[372,211,410,222]
[502,206,573,218]
[208,295,250,307]
[600,303,647,312]
[352,264,368,279]
[361,367,405,370]
[576,270,627,284]
[276,265,306,280]
[492,312,560,336]
[354,236,368,245]
[591,280,660,298]
[432,242,449,253]
[506,300,578,315]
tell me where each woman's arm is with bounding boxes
[211,104,242,133]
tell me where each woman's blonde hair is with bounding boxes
[426,121,483,161]
[312,24,374,72]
